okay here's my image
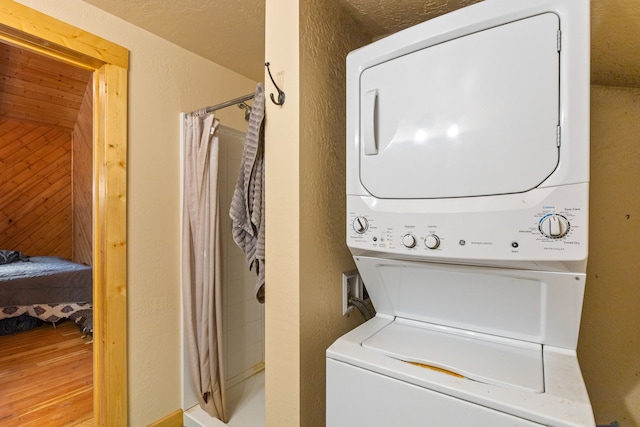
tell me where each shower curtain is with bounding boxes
[182,112,227,422]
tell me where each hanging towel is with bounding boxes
[229,83,266,303]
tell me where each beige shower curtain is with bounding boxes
[182,111,227,421]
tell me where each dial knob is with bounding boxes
[402,234,417,248]
[539,214,569,238]
[353,216,369,234]
[424,234,440,249]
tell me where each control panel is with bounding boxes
[347,184,588,265]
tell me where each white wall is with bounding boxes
[14,1,257,424]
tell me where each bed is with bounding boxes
[0,251,93,336]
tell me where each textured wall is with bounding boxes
[591,0,640,88]
[299,0,371,425]
[580,85,640,427]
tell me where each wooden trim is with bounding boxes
[0,2,128,69]
[147,409,184,427]
[0,2,129,426]
[92,63,128,426]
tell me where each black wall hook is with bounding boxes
[265,62,285,106]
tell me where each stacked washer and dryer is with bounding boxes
[326,0,594,426]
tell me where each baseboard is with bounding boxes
[148,409,184,427]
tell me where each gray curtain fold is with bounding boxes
[182,112,227,422]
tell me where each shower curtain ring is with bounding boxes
[265,62,285,106]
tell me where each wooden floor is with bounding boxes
[0,320,93,426]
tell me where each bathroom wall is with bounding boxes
[580,85,640,427]
[218,125,265,386]
[13,1,257,424]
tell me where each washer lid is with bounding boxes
[359,13,560,199]
[362,318,544,393]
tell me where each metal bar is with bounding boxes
[189,92,255,116]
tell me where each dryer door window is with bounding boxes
[359,13,560,199]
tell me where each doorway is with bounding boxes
[0,2,128,425]
[0,41,94,424]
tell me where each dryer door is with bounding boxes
[359,13,560,199]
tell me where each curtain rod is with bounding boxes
[189,93,255,116]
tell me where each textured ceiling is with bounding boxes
[79,0,639,88]
[81,0,265,82]
[340,0,481,37]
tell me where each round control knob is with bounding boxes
[539,214,570,239]
[353,216,369,234]
[424,234,440,249]
[402,234,417,248]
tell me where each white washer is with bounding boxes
[327,1,594,426]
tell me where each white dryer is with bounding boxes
[327,0,594,426]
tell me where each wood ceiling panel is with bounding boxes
[0,42,92,129]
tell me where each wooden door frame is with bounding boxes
[0,2,129,425]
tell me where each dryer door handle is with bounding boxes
[362,89,378,155]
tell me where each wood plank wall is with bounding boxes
[0,118,73,258]
[72,77,93,266]
[0,42,93,264]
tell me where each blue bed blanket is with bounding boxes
[0,256,92,306]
